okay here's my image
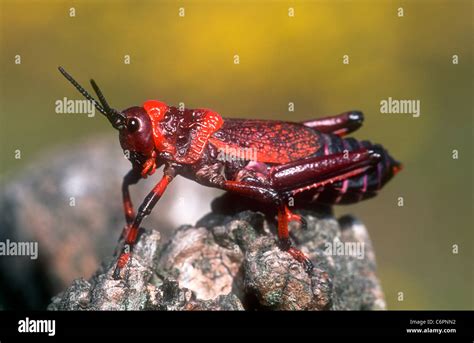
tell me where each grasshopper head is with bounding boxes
[58,67,157,175]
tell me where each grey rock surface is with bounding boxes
[48,196,386,311]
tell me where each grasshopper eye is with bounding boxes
[126,118,140,133]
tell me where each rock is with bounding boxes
[48,195,386,311]
[48,230,244,311]
[243,236,332,310]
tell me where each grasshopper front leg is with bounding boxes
[113,165,176,279]
[119,169,142,241]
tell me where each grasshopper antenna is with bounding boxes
[58,66,125,129]
[90,79,113,113]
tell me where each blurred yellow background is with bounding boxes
[0,0,472,309]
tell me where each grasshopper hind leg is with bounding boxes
[277,204,313,273]
[302,111,364,136]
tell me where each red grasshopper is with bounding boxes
[58,67,402,279]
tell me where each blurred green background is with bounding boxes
[0,0,472,309]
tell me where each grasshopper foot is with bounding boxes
[112,244,132,280]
